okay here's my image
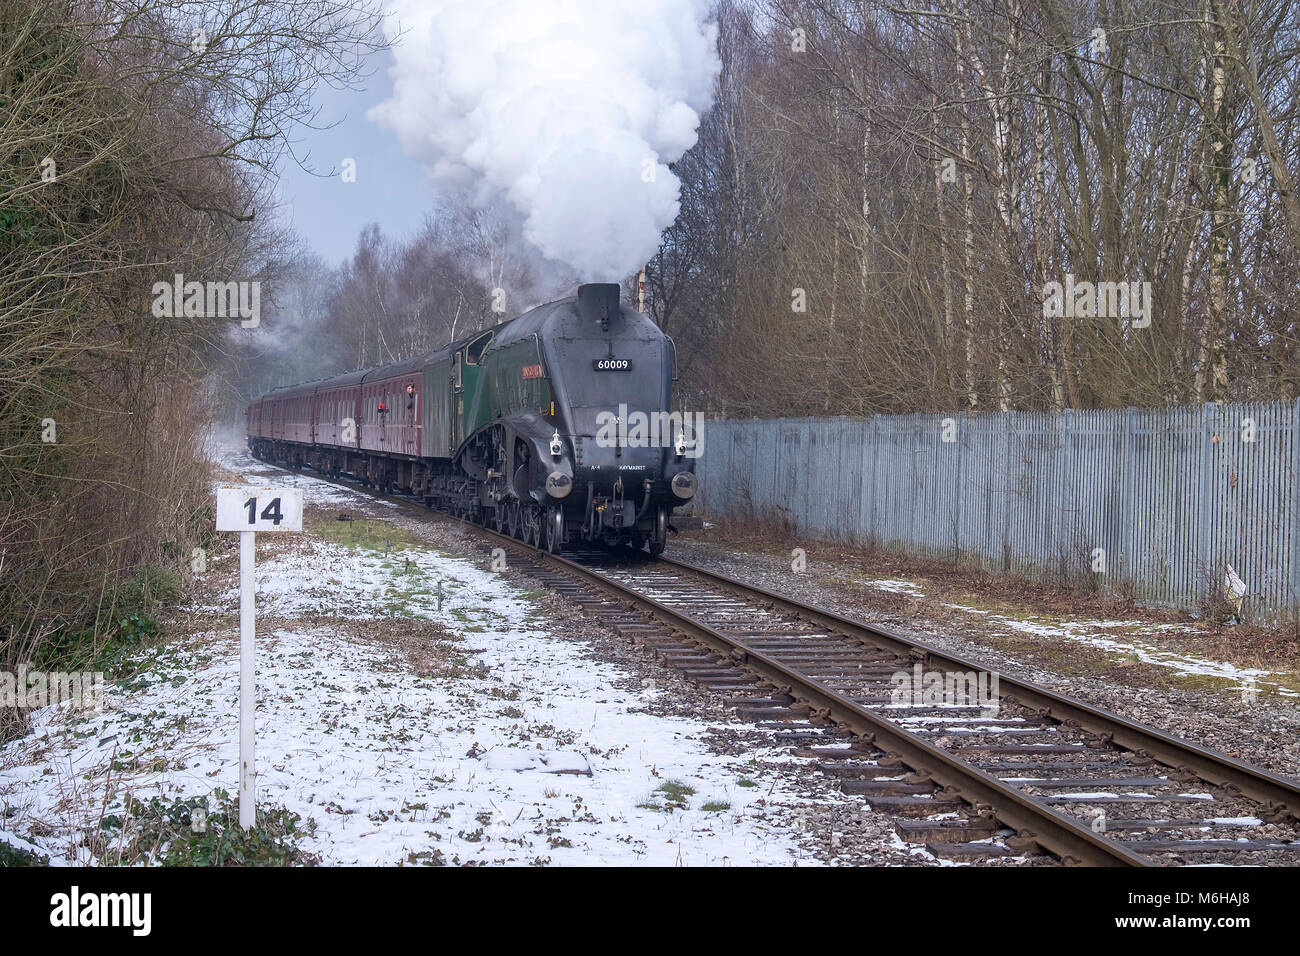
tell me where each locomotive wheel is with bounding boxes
[493,505,505,533]
[542,506,563,554]
[648,506,667,557]
[539,511,551,552]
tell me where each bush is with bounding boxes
[28,567,175,676]
[0,840,48,867]
[117,567,183,617]
[98,790,319,867]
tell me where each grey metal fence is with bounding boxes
[695,401,1300,617]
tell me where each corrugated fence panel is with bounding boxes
[696,402,1300,617]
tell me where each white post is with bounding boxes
[217,486,300,830]
[239,529,256,830]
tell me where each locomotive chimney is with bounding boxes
[577,283,621,328]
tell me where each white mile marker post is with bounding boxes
[216,486,303,829]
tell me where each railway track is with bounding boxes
[252,454,1300,866]
[497,540,1300,866]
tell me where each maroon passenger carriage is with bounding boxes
[245,357,425,492]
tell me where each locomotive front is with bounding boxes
[541,283,698,554]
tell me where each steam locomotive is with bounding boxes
[246,283,699,554]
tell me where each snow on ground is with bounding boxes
[992,616,1296,698]
[864,578,926,597]
[940,603,990,615]
[0,452,821,866]
[884,581,1294,698]
[1,619,813,865]
[192,539,460,621]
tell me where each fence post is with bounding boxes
[1003,411,1018,572]
[956,410,968,562]
[1053,409,1071,576]
[1292,397,1300,615]
[1198,402,1217,605]
[1120,406,1135,587]
[869,415,881,540]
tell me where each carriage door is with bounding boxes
[452,352,463,448]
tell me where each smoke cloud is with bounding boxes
[371,0,719,281]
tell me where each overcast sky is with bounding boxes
[273,48,437,266]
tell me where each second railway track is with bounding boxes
[255,454,1300,866]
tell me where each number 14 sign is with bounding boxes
[216,486,303,532]
[215,486,302,830]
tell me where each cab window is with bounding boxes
[466,330,494,365]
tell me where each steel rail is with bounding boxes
[655,556,1300,823]
[452,525,1149,865]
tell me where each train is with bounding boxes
[245,282,699,554]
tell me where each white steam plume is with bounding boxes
[370,0,720,281]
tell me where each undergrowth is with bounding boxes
[96,789,319,867]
